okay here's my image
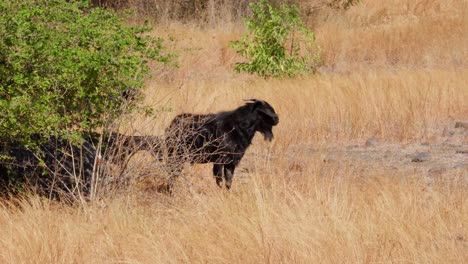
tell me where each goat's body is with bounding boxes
[165,112,253,165]
[161,100,279,189]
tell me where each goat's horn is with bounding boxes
[242,98,257,103]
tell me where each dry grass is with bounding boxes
[138,69,467,142]
[1,167,467,263]
[1,0,467,263]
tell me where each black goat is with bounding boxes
[161,99,279,189]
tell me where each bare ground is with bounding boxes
[236,121,468,185]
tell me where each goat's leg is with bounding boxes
[223,164,235,190]
[213,164,223,188]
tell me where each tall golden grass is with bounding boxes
[139,69,467,141]
[1,165,467,263]
[1,0,467,263]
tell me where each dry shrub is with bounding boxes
[123,0,251,24]
[119,0,352,24]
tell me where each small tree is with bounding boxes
[0,0,174,197]
[0,0,171,149]
[229,0,321,78]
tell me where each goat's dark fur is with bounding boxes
[160,99,279,189]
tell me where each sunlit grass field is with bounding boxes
[1,0,467,263]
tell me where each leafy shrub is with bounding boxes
[0,0,171,149]
[229,0,321,78]
[0,0,173,198]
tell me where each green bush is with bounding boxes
[0,0,171,149]
[229,0,321,78]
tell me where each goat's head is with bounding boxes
[244,99,279,141]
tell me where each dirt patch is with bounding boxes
[239,121,468,183]
[314,121,466,181]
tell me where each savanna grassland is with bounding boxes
[1,0,467,263]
